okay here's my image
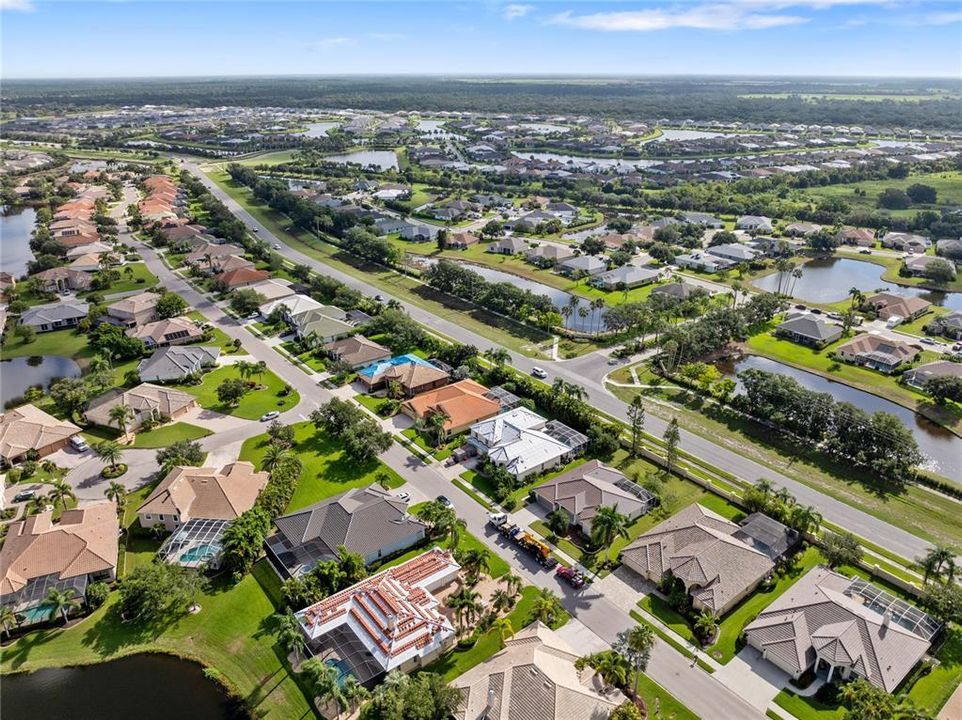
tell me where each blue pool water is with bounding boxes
[357,353,432,380]
[18,603,55,624]
[180,543,219,564]
[324,658,355,688]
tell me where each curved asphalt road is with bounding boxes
[183,161,938,563]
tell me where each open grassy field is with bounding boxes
[795,170,962,216]
[608,383,962,551]
[175,364,298,420]
[0,573,314,720]
[205,170,554,358]
[130,421,211,448]
[0,327,94,362]
[238,421,404,512]
[95,263,159,295]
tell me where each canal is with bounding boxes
[717,354,961,479]
[1,207,37,278]
[1,654,248,720]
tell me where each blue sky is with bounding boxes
[2,1,961,78]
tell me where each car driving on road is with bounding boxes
[260,411,281,422]
[531,367,548,379]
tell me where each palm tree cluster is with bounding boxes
[742,480,823,535]
[917,545,956,586]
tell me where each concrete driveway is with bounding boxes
[713,645,790,711]
[66,448,160,501]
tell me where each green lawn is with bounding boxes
[94,263,158,295]
[430,584,569,682]
[354,392,387,415]
[773,688,846,720]
[0,327,94,361]
[633,671,700,720]
[278,341,326,372]
[907,625,962,715]
[130,422,211,449]
[238,421,404,512]
[186,312,240,353]
[796,170,962,218]
[175,365,298,420]
[0,575,313,720]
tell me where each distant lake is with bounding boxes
[511,151,658,171]
[1,654,248,720]
[651,129,728,142]
[303,121,339,137]
[752,257,962,310]
[519,123,570,134]
[717,355,961,479]
[1,207,37,278]
[416,119,464,140]
[323,150,399,171]
[1,356,82,407]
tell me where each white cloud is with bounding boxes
[313,37,356,49]
[921,9,962,25]
[502,4,533,21]
[550,4,809,32]
[0,0,35,11]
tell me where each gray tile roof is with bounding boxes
[20,302,89,327]
[776,315,842,341]
[137,345,220,382]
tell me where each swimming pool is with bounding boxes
[18,603,55,624]
[179,543,219,564]
[357,353,433,380]
[324,658,356,688]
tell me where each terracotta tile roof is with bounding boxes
[865,292,931,320]
[401,379,500,432]
[0,404,80,462]
[138,462,269,522]
[215,267,270,288]
[0,502,118,596]
[382,361,449,392]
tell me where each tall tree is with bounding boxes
[46,587,82,624]
[627,395,646,458]
[663,417,680,475]
[614,624,655,696]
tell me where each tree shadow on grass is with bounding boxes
[79,602,179,658]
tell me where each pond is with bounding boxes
[302,121,339,137]
[417,257,606,332]
[751,257,962,311]
[1,356,82,406]
[651,129,728,142]
[323,149,398,171]
[416,119,464,140]
[716,354,961,478]
[1,654,248,720]
[1,207,37,278]
[511,151,658,171]
[519,122,570,134]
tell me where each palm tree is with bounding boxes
[46,478,76,512]
[615,624,655,696]
[426,408,450,449]
[460,547,490,584]
[493,616,515,648]
[108,404,135,439]
[95,440,123,474]
[236,360,256,383]
[849,286,865,309]
[483,348,511,366]
[46,587,82,624]
[694,611,718,644]
[918,545,957,584]
[274,611,307,667]
[560,304,573,328]
[89,354,112,374]
[788,504,822,535]
[301,658,347,719]
[104,480,127,513]
[255,360,267,387]
[531,587,563,626]
[0,606,18,638]
[340,675,370,714]
[447,587,481,633]
[490,588,515,614]
[25,493,51,516]
[502,572,523,599]
[580,651,630,690]
[590,505,630,558]
[789,267,803,297]
[591,297,606,334]
[730,279,743,309]
[262,444,291,472]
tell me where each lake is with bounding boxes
[303,121,339,137]
[1,654,248,720]
[1,207,37,278]
[416,119,464,140]
[752,257,962,311]
[1,356,83,406]
[651,129,727,142]
[519,122,570,134]
[717,354,961,478]
[323,150,398,171]
[511,151,658,171]
[417,257,606,332]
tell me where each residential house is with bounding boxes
[880,232,930,254]
[545,202,578,223]
[903,361,962,390]
[400,223,442,242]
[598,233,641,251]
[31,267,92,294]
[128,316,205,349]
[532,460,654,536]
[137,462,269,533]
[246,278,295,303]
[215,267,270,290]
[591,265,660,291]
[357,354,451,396]
[159,223,211,248]
[674,252,734,273]
[260,293,323,321]
[487,237,528,255]
[451,621,626,720]
[292,305,355,346]
[835,334,920,373]
[266,485,427,578]
[444,232,479,250]
[620,503,776,616]
[431,199,478,222]
[85,383,198,432]
[736,215,774,233]
[936,238,962,260]
[864,293,931,322]
[295,548,460,684]
[706,243,761,264]
[651,282,702,301]
[324,335,392,369]
[185,243,246,272]
[525,243,575,267]
[138,345,220,383]
[0,404,81,465]
[558,255,607,278]
[0,503,118,625]
[467,407,588,482]
[836,228,875,247]
[784,222,822,237]
[775,314,843,348]
[904,255,957,278]
[106,291,161,328]
[928,311,962,340]
[19,302,89,333]
[682,211,724,228]
[374,218,412,236]
[68,253,117,273]
[744,566,938,691]
[400,379,501,437]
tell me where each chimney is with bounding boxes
[882,611,891,629]
[485,688,497,711]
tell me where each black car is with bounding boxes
[436,495,453,508]
[13,489,35,503]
